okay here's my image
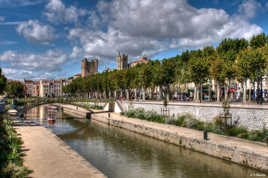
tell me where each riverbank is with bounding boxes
[15,126,106,178]
[58,103,268,173]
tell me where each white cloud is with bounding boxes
[238,0,261,19]
[17,20,56,44]
[2,68,58,80]
[0,49,68,72]
[0,21,25,25]
[67,0,262,60]
[2,68,33,80]
[44,0,87,24]
[70,46,83,58]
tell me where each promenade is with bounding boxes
[15,126,106,178]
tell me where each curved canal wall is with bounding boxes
[58,103,268,173]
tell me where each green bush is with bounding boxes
[184,117,203,130]
[248,130,265,142]
[0,117,31,177]
[122,108,165,123]
[122,109,268,144]
[224,127,248,137]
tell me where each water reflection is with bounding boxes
[26,106,264,178]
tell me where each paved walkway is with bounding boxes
[15,126,106,178]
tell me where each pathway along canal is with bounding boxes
[25,105,265,178]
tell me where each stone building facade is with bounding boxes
[24,80,39,97]
[24,79,71,97]
[117,52,128,70]
[39,79,71,97]
[129,55,149,68]
[81,58,98,77]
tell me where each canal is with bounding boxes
[25,105,264,178]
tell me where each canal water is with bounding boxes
[25,105,265,178]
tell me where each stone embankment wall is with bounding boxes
[121,101,268,131]
[59,103,268,173]
[74,102,106,106]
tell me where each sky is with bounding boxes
[0,0,267,80]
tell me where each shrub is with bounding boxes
[224,127,248,137]
[184,117,202,129]
[121,109,268,144]
[175,115,186,126]
[213,115,224,128]
[0,117,31,177]
[248,130,265,142]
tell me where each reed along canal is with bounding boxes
[25,105,264,178]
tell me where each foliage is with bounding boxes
[122,109,268,143]
[0,116,31,177]
[61,33,268,104]
[122,108,165,123]
[75,103,104,110]
[0,68,7,95]
[250,33,267,49]
[6,81,24,98]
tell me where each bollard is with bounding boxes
[108,113,110,118]
[203,130,208,140]
[86,112,91,119]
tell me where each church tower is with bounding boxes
[117,52,128,70]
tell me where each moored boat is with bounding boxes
[8,109,18,116]
[47,117,55,124]
[46,105,57,110]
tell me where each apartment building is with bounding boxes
[24,79,71,97]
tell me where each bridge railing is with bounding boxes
[11,97,114,112]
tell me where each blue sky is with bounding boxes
[0,0,267,80]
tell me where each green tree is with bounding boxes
[210,57,225,102]
[188,57,210,102]
[6,81,24,98]
[236,51,252,103]
[0,68,7,95]
[250,33,267,49]
[249,49,267,104]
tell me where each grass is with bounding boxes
[0,116,31,177]
[121,108,268,144]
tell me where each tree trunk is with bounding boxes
[224,85,228,101]
[159,87,163,100]
[248,85,251,102]
[120,90,123,99]
[200,82,202,103]
[142,87,145,101]
[243,81,247,104]
[150,88,153,100]
[261,79,263,104]
[134,88,137,100]
[114,90,117,99]
[126,89,129,100]
[166,85,170,103]
[208,80,212,102]
[195,85,200,102]
[217,82,220,103]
